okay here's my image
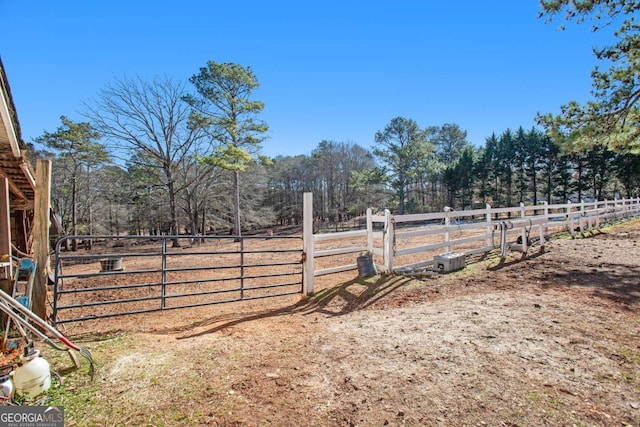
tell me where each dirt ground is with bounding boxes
[55,219,640,426]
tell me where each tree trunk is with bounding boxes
[398,170,406,215]
[71,173,78,251]
[166,171,181,248]
[546,168,552,204]
[532,166,538,206]
[86,166,93,249]
[109,199,114,235]
[233,170,242,238]
[200,200,206,244]
[87,201,93,250]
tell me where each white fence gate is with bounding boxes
[302,192,640,295]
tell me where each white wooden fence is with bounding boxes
[302,192,640,295]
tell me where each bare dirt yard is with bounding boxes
[52,219,640,426]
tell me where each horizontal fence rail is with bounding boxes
[53,234,303,324]
[302,194,640,293]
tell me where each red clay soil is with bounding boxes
[30,220,640,425]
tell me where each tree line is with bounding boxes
[266,123,640,227]
[17,1,640,243]
[28,1,640,242]
[33,105,640,241]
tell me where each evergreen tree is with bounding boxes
[186,61,268,237]
[34,116,110,249]
[614,152,640,197]
[373,117,431,214]
[538,0,640,151]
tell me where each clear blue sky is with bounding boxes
[1,0,610,158]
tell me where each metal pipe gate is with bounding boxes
[52,234,303,324]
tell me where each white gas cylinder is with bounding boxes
[13,346,51,398]
[0,365,13,399]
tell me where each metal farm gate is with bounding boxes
[52,234,303,324]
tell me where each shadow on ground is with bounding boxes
[167,275,414,339]
[539,262,640,308]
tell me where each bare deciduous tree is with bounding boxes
[86,76,200,246]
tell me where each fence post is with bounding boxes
[161,237,167,309]
[366,208,373,253]
[624,199,633,218]
[32,159,52,322]
[302,192,314,296]
[239,238,245,299]
[0,178,10,298]
[383,209,393,273]
[566,201,574,237]
[543,201,549,237]
[485,203,492,248]
[444,206,452,252]
[539,201,548,247]
[623,197,629,218]
[520,202,528,253]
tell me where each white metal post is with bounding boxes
[566,201,574,237]
[485,204,492,248]
[624,198,629,218]
[302,192,314,296]
[383,209,393,273]
[444,206,451,252]
[520,202,528,253]
[536,201,547,248]
[366,208,373,253]
[543,201,549,241]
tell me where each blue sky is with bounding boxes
[1,1,611,158]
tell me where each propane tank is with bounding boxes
[13,344,51,398]
[0,364,13,399]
